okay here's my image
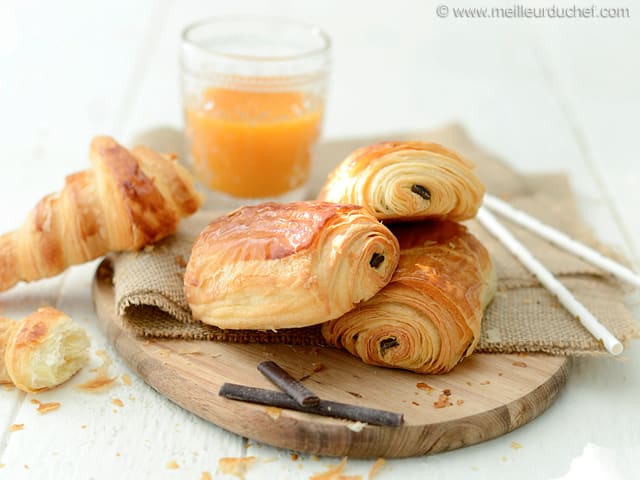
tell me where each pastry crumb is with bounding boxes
[175,254,187,268]
[412,401,420,406]
[166,460,179,469]
[30,399,40,404]
[111,398,124,408]
[143,245,155,253]
[200,472,212,480]
[416,382,433,392]
[265,406,282,420]
[480,380,491,385]
[369,458,386,479]
[177,345,201,355]
[37,402,61,414]
[81,424,87,429]
[433,393,451,409]
[9,424,24,432]
[217,456,256,479]
[443,388,452,396]
[290,453,299,461]
[347,421,367,432]
[456,399,465,406]
[121,373,132,386]
[309,457,352,480]
[510,441,523,450]
[512,361,528,368]
[77,350,117,392]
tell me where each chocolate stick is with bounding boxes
[219,382,403,427]
[257,361,320,406]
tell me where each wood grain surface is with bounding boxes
[92,259,569,458]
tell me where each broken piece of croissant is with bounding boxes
[2,307,90,392]
[0,317,15,384]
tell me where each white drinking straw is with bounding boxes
[477,207,623,356]
[484,193,640,289]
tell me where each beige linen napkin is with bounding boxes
[111,124,639,355]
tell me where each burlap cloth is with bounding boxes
[111,124,639,355]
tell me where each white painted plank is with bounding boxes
[0,0,246,476]
[92,1,640,478]
[0,0,639,478]
[0,0,162,467]
[0,262,244,479]
[528,16,640,267]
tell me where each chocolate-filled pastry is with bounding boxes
[0,136,202,292]
[322,221,496,374]
[317,141,485,222]
[184,201,400,330]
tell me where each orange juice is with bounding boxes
[185,88,323,199]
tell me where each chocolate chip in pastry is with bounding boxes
[321,221,496,374]
[184,201,400,330]
[317,141,485,222]
[3,307,90,392]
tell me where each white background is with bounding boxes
[0,0,638,478]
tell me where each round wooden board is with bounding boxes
[92,260,569,458]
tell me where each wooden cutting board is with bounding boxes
[92,260,568,458]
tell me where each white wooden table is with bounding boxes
[1,1,638,478]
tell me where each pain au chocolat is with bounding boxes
[317,141,484,222]
[322,221,496,374]
[184,201,400,330]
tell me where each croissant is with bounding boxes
[2,307,90,392]
[321,221,496,374]
[184,201,400,330]
[317,141,485,222]
[0,136,202,291]
[0,317,15,384]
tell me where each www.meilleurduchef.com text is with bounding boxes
[435,4,630,19]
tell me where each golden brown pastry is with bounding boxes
[0,317,16,384]
[317,141,485,222]
[0,136,203,292]
[184,201,400,330]
[322,221,496,374]
[3,307,90,392]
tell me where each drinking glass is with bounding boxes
[181,16,331,208]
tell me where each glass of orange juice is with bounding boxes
[180,16,331,208]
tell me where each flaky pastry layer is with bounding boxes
[322,221,496,374]
[0,136,202,292]
[184,201,400,330]
[318,141,485,222]
[4,307,90,392]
